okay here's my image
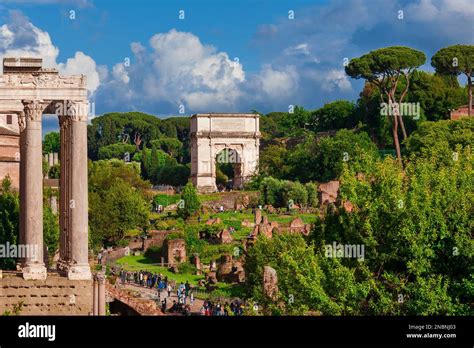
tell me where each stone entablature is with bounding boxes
[190,113,260,192]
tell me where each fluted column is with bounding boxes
[21,100,47,280]
[67,101,91,280]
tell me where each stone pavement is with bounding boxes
[120,283,205,315]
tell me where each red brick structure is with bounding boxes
[450,105,473,120]
[0,114,19,190]
[163,239,186,265]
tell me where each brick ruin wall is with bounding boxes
[0,272,93,315]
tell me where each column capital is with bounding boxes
[56,100,89,122]
[22,100,49,122]
[16,110,26,132]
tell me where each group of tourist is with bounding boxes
[119,270,170,291]
[117,269,244,316]
[199,299,244,316]
[119,269,198,314]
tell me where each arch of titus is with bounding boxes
[190,113,260,193]
[0,58,91,281]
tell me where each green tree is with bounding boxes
[288,129,379,182]
[156,164,190,186]
[97,143,137,160]
[305,182,318,208]
[43,206,59,259]
[404,117,474,164]
[313,148,473,314]
[150,137,183,158]
[177,182,201,220]
[43,132,60,154]
[310,100,358,132]
[259,144,290,179]
[0,176,19,270]
[89,160,150,247]
[346,46,426,159]
[245,233,368,315]
[432,45,474,116]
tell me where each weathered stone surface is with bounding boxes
[0,272,93,315]
[254,209,262,225]
[106,284,162,316]
[318,180,340,205]
[216,254,233,281]
[192,254,202,275]
[342,200,354,213]
[263,266,278,300]
[0,58,91,280]
[217,229,233,244]
[163,239,186,265]
[265,205,277,214]
[205,217,222,225]
[206,271,218,285]
[190,114,260,193]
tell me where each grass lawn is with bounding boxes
[115,255,204,285]
[115,255,245,299]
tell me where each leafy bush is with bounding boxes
[166,231,185,240]
[177,182,201,219]
[305,182,318,207]
[282,180,308,207]
[178,262,196,274]
[223,220,242,231]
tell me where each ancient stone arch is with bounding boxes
[0,58,91,280]
[190,113,260,192]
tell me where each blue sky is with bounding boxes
[0,0,473,136]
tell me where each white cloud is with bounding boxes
[321,70,352,92]
[284,43,310,56]
[257,65,299,99]
[112,63,129,85]
[0,10,100,95]
[100,29,246,113]
[58,51,100,94]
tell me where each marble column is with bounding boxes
[97,272,106,316]
[93,275,99,315]
[17,111,26,268]
[58,115,71,273]
[65,101,91,280]
[21,100,47,280]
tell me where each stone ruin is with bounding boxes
[216,254,246,284]
[205,217,222,225]
[192,253,202,275]
[318,180,340,205]
[263,266,278,300]
[251,215,279,239]
[163,239,186,265]
[216,228,233,244]
[287,217,311,236]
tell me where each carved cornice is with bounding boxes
[0,73,86,89]
[191,131,261,139]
